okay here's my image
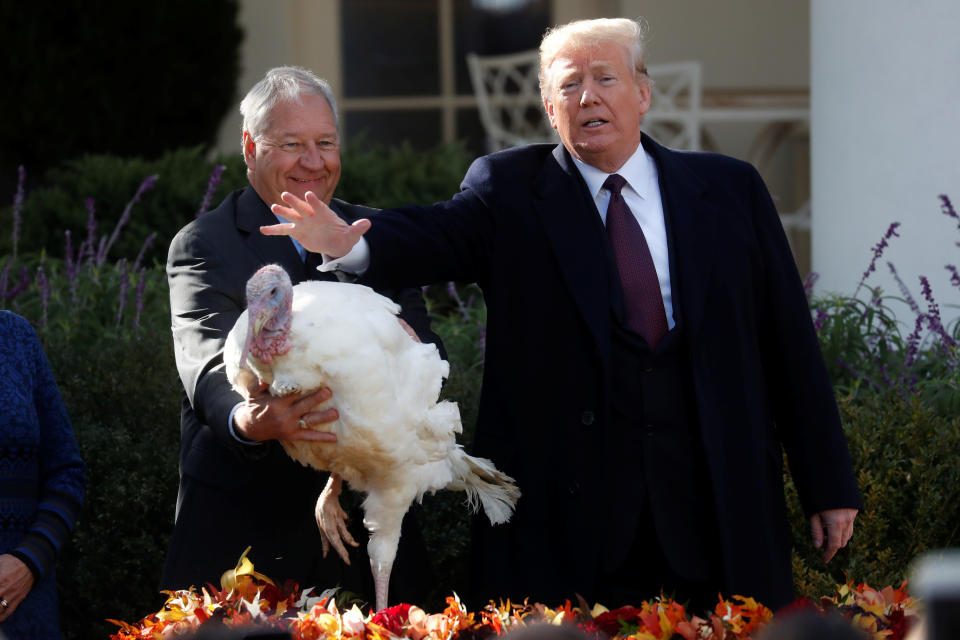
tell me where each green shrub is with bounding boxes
[335,136,473,208]
[789,392,960,598]
[0,149,248,267]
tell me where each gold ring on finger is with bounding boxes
[298,418,309,429]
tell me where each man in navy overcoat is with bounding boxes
[266,18,861,611]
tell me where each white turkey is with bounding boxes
[223,263,519,611]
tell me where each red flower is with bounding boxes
[372,603,414,636]
[591,606,642,636]
[775,597,818,617]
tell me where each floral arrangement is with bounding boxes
[108,553,918,640]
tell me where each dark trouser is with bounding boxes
[595,507,721,616]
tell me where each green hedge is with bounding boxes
[788,392,960,598]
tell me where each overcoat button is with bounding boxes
[581,411,595,425]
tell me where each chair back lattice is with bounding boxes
[466,50,558,152]
[467,50,704,152]
[643,61,703,150]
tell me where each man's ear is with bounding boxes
[242,131,257,167]
[636,75,652,117]
[543,98,558,130]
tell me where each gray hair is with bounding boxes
[538,17,650,102]
[239,66,339,147]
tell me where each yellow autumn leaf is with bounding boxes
[220,546,275,592]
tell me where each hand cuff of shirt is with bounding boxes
[228,401,263,445]
[317,237,370,279]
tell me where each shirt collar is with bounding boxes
[571,142,654,201]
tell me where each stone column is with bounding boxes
[811,0,960,324]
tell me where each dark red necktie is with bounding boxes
[604,173,668,348]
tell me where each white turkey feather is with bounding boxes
[223,264,519,611]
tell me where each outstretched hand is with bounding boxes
[261,191,370,257]
[810,508,858,563]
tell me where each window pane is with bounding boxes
[344,109,443,149]
[454,0,550,94]
[456,107,489,157]
[342,0,439,97]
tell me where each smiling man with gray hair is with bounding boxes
[160,66,439,601]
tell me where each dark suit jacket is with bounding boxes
[161,186,438,599]
[358,135,862,609]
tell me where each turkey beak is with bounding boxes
[253,306,270,335]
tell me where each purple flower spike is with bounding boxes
[476,320,487,356]
[133,268,148,329]
[802,272,819,300]
[856,222,901,294]
[3,267,31,300]
[196,164,226,216]
[902,314,925,370]
[98,173,159,265]
[132,232,157,273]
[887,262,920,316]
[35,265,50,328]
[940,195,958,226]
[946,265,960,290]
[813,306,829,333]
[919,275,957,350]
[11,165,25,258]
[115,259,130,327]
[83,198,98,262]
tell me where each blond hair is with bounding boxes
[538,17,649,101]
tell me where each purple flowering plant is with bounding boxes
[809,195,960,409]
[0,165,223,341]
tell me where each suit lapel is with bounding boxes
[642,136,719,341]
[533,145,613,361]
[235,188,313,284]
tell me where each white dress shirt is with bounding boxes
[571,145,675,328]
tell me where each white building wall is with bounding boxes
[618,0,809,89]
[811,1,960,322]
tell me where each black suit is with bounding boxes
[356,135,862,610]
[161,187,438,600]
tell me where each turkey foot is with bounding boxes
[315,474,359,563]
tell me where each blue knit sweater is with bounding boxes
[0,311,85,638]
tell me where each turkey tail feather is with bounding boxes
[453,453,520,525]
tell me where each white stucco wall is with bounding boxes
[811,1,960,323]
[618,0,809,88]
